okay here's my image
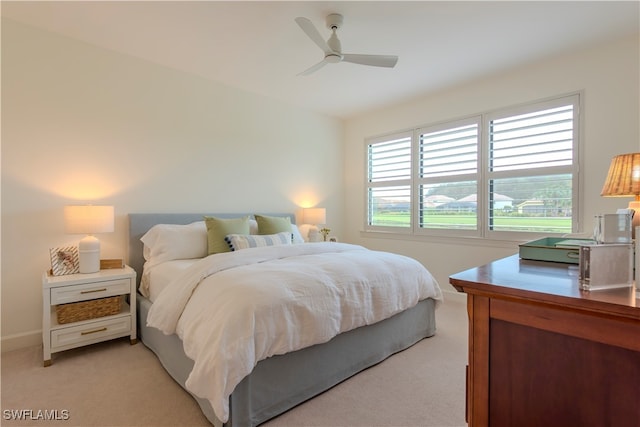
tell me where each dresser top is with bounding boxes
[450,254,639,319]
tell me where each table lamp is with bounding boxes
[601,153,640,238]
[303,207,326,242]
[64,205,114,273]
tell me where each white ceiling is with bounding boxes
[3,1,639,119]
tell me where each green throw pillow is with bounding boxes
[204,216,250,254]
[255,215,292,235]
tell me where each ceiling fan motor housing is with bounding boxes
[326,13,343,30]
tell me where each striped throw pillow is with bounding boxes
[225,232,292,251]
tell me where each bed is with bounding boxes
[128,213,442,427]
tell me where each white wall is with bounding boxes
[3,19,638,352]
[343,34,640,293]
[1,19,344,350]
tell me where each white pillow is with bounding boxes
[141,221,207,265]
[291,224,305,244]
[225,232,292,251]
[249,218,304,244]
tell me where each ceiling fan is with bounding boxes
[295,13,399,76]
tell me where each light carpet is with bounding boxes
[1,293,467,427]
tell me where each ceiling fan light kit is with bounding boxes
[295,13,399,75]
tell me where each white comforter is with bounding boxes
[147,242,442,423]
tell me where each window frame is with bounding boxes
[364,93,582,241]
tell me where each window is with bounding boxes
[365,94,580,239]
[418,118,480,235]
[366,132,412,229]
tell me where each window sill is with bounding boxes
[359,229,539,250]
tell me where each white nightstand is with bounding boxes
[42,266,137,366]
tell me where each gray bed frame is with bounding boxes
[128,213,437,427]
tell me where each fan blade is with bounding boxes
[298,59,329,76]
[295,17,332,54]
[342,54,398,68]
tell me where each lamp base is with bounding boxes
[78,235,100,273]
[307,226,322,242]
[628,201,640,240]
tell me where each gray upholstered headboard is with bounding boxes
[128,213,296,287]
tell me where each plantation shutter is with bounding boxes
[366,133,412,229]
[487,98,577,234]
[417,120,480,233]
[490,104,574,172]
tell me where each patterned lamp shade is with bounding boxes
[601,153,640,239]
[601,153,640,198]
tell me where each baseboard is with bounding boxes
[2,330,41,353]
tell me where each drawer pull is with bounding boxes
[81,327,107,336]
[80,288,107,294]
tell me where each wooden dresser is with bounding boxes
[450,255,640,427]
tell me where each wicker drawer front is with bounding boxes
[55,296,121,324]
[51,316,131,350]
[51,279,130,305]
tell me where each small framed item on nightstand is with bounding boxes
[49,246,79,276]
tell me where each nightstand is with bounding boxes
[42,266,137,366]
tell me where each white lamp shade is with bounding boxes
[64,205,114,235]
[303,208,326,225]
